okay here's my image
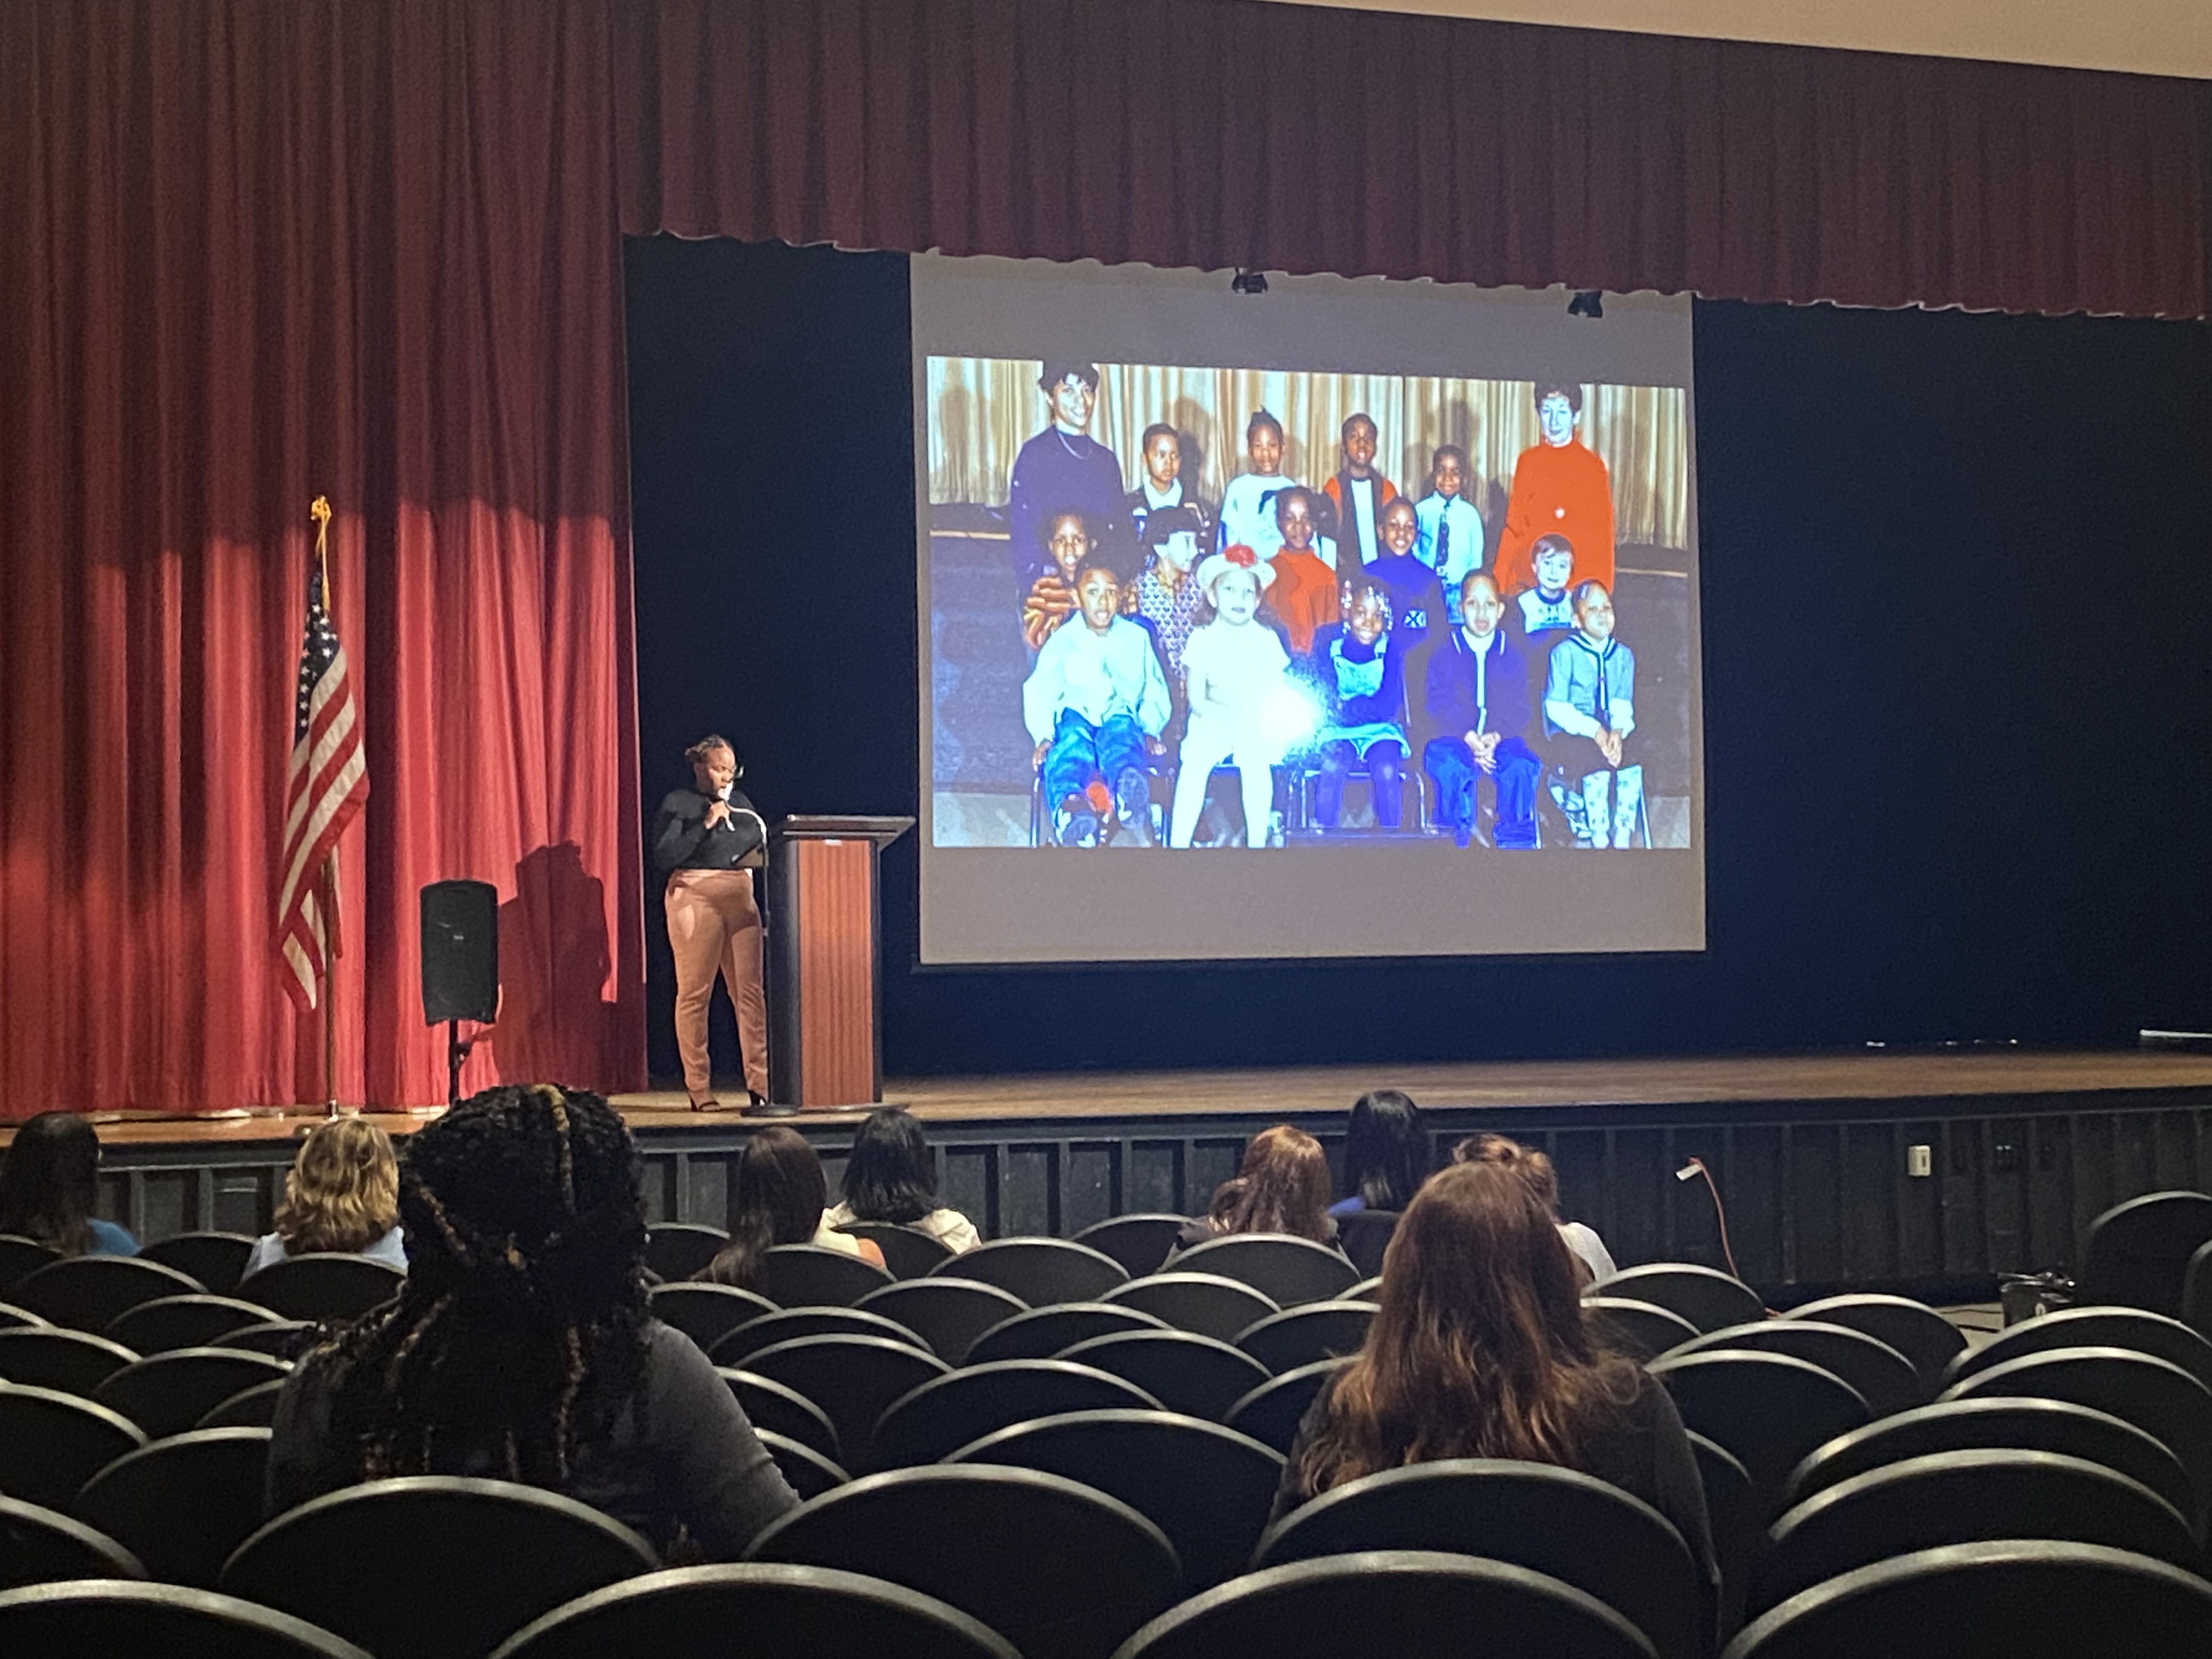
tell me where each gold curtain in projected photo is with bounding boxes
[926,358,1691,550]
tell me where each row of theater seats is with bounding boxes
[7,1229,2212,1656]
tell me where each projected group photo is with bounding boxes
[926,357,1694,854]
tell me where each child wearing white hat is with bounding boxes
[1169,546,1298,849]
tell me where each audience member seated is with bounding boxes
[1330,1091,1429,1218]
[1176,1124,1340,1252]
[265,1084,798,1559]
[244,1116,407,1278]
[822,1106,981,1253]
[697,1126,886,1287]
[0,1110,137,1256]
[1454,1133,1617,1284]
[1268,1155,1716,1611]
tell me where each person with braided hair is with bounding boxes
[265,1084,798,1558]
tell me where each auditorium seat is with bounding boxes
[483,1562,1020,1659]
[1071,1215,1188,1280]
[0,1235,63,1294]
[949,1408,1283,1589]
[1102,1272,1279,1342]
[1781,1397,2196,1526]
[2185,1241,2212,1344]
[646,1282,775,1351]
[197,1376,289,1429]
[0,1383,145,1507]
[927,1239,1127,1306]
[1336,1210,1400,1279]
[1059,1329,1272,1422]
[755,1430,849,1501]
[857,1278,1028,1364]
[1687,1432,1756,1646]
[94,1347,290,1440]
[105,1294,280,1356]
[1784,1294,1966,1389]
[235,1254,404,1322]
[1347,1276,1383,1302]
[1672,1321,1922,1416]
[1751,1448,2199,1617]
[835,1222,957,1279]
[208,1321,317,1360]
[642,1222,729,1283]
[752,1245,894,1308]
[10,1257,203,1333]
[1224,1357,1353,1455]
[1591,1265,1763,1334]
[0,1327,139,1397]
[1170,1235,1359,1308]
[138,1232,256,1297]
[0,1581,373,1659]
[0,1299,46,1330]
[1584,1297,1701,1363]
[740,1334,950,1474]
[1115,1551,1658,1659]
[1938,1306,2212,1395]
[0,1495,145,1587]
[1720,1540,2212,1659]
[221,1475,659,1659]
[71,1426,272,1588]
[2078,1191,2212,1318]
[965,1301,1168,1365]
[745,1464,1182,1659]
[871,1359,1159,1468]
[1939,1346,2212,1532]
[707,1306,926,1367]
[1648,1351,1868,1519]
[1234,1300,1373,1375]
[719,1368,842,1463]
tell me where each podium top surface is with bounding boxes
[773,814,915,845]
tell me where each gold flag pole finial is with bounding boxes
[311,495,332,595]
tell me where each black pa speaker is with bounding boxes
[420,879,499,1024]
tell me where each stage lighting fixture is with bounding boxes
[1231,268,1269,296]
[1567,289,1604,319]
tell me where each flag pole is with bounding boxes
[312,496,340,1118]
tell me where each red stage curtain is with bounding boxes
[616,0,2211,319]
[0,1,645,1114]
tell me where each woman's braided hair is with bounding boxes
[325,1084,650,1487]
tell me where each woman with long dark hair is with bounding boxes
[266,1085,797,1558]
[1273,1150,1714,1613]
[1331,1090,1428,1216]
[822,1107,980,1252]
[0,1111,136,1256]
[696,1127,885,1287]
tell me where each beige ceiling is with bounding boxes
[1257,0,2212,80]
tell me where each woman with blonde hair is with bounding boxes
[1175,1124,1339,1252]
[244,1116,406,1278]
[1271,1155,1716,1626]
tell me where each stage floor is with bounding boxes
[41,1046,2212,1147]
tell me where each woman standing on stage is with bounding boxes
[653,735,770,1111]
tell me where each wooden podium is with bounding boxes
[765,815,913,1110]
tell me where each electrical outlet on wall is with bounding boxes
[1907,1144,1933,1177]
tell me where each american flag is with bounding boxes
[276,501,368,1011]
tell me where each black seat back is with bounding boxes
[1071,1215,1187,1280]
[2080,1191,2212,1317]
[1235,1300,1374,1375]
[1336,1210,1400,1278]
[741,1334,950,1473]
[708,1307,925,1367]
[926,1239,1127,1306]
[198,1376,289,1429]
[106,1294,281,1355]
[12,1257,202,1333]
[1101,1273,1279,1342]
[753,1245,894,1308]
[0,1235,62,1295]
[1673,1321,1922,1415]
[207,1321,317,1360]
[94,1347,289,1440]
[0,1581,375,1657]
[1224,1357,1354,1455]
[1753,1449,2200,1617]
[1688,1431,1756,1647]
[755,1430,850,1500]
[642,1223,729,1283]
[235,1254,404,1322]
[950,1408,1282,1589]
[873,1361,1159,1468]
[1590,1265,1763,1334]
[1784,1295,1966,1388]
[0,1495,145,1587]
[719,1368,842,1462]
[835,1222,956,1279]
[0,1382,145,1506]
[1584,1297,1700,1363]
[0,1327,139,1397]
[856,1279,1027,1364]
[1648,1351,1869,1519]
[1940,1306,2212,1394]
[1114,1550,1658,1659]
[138,1233,256,1297]
[1171,1235,1358,1308]
[483,1562,1020,1659]
[1255,1459,1703,1659]
[221,1475,659,1659]
[646,1283,774,1352]
[1060,1329,1271,1421]
[73,1427,272,1588]
[966,1301,1167,1365]
[745,1465,1182,1659]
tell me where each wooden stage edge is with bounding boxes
[33,1047,2212,1147]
